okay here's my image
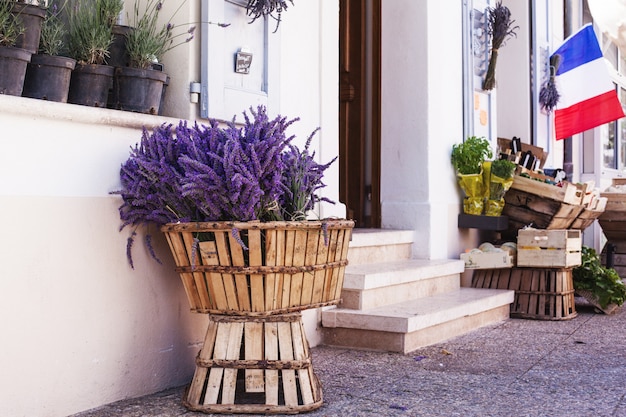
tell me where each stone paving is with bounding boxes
[71,301,626,417]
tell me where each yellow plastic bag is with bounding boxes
[457,172,485,215]
[486,173,514,216]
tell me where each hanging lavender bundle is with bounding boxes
[482,1,518,91]
[246,0,293,33]
[539,54,561,112]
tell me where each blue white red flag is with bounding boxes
[552,24,624,140]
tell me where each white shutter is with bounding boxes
[200,0,280,120]
[462,0,497,144]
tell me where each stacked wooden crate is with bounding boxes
[502,172,606,239]
[598,178,626,278]
[472,229,581,320]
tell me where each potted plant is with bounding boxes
[11,0,46,54]
[485,158,516,216]
[22,0,77,102]
[451,136,493,215]
[114,105,353,412]
[110,0,194,114]
[0,0,31,95]
[66,0,115,107]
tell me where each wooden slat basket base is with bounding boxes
[184,313,322,414]
[161,220,354,316]
[472,267,577,320]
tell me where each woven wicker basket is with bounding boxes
[161,220,354,316]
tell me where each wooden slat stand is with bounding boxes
[184,313,322,414]
[472,267,577,320]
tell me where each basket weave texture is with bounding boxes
[161,220,354,316]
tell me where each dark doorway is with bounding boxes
[338,0,381,228]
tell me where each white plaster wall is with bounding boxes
[0,97,207,417]
[380,0,469,260]
[277,0,344,347]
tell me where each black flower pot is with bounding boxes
[23,54,77,102]
[68,63,115,107]
[111,66,168,114]
[109,25,133,68]
[0,46,32,96]
[12,3,46,54]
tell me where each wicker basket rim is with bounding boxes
[160,219,355,232]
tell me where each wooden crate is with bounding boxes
[570,197,607,230]
[184,313,323,414]
[161,220,354,315]
[599,190,626,242]
[502,186,584,240]
[601,241,626,280]
[472,268,577,320]
[517,229,582,268]
[460,251,513,269]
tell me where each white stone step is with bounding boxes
[348,229,414,265]
[322,287,515,353]
[340,259,464,309]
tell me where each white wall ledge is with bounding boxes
[0,94,183,130]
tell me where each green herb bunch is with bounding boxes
[451,136,493,175]
[491,159,515,179]
[573,246,626,309]
[125,0,195,69]
[0,0,25,47]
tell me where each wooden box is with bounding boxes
[472,267,577,320]
[599,178,626,242]
[517,229,582,268]
[460,251,513,269]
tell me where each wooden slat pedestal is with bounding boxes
[471,267,577,320]
[184,313,322,414]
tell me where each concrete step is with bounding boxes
[340,259,464,310]
[322,287,515,353]
[348,229,414,265]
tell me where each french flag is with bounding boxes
[552,24,624,140]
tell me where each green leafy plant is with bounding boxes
[451,136,493,175]
[0,0,25,47]
[490,159,515,179]
[573,246,626,309]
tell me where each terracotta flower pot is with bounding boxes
[0,46,32,96]
[111,66,169,114]
[68,63,115,107]
[23,54,76,102]
[11,3,46,54]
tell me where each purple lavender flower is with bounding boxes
[114,105,337,264]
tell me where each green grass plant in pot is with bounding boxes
[485,158,516,216]
[66,0,115,107]
[22,0,78,102]
[111,0,196,114]
[451,136,493,215]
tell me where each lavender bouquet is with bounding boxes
[115,105,336,266]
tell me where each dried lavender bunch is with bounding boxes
[482,1,518,91]
[539,54,561,112]
[280,128,336,221]
[246,0,293,33]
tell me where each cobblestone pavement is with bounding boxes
[71,301,626,417]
